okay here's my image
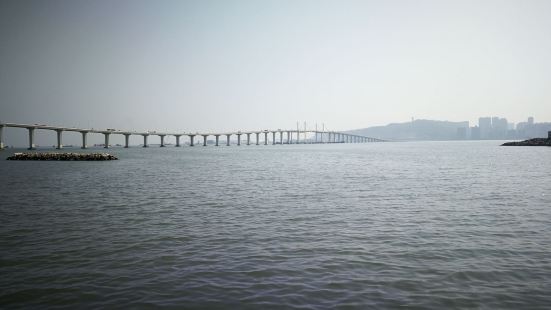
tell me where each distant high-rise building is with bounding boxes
[470,126,480,140]
[479,117,491,139]
[456,127,467,140]
[492,117,508,139]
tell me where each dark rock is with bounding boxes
[7,152,118,161]
[502,138,551,146]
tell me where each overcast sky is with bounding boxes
[1,0,551,145]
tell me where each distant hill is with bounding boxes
[347,119,469,141]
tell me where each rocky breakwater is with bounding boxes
[7,152,118,161]
[502,132,551,147]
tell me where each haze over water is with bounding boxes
[1,142,550,308]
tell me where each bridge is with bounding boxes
[0,122,385,150]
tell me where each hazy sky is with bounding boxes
[1,0,551,145]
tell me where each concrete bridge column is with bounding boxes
[272,132,276,145]
[246,133,251,145]
[215,135,220,146]
[226,134,231,146]
[143,134,149,147]
[56,129,63,149]
[175,135,181,147]
[264,132,268,145]
[202,135,208,146]
[328,132,331,143]
[0,125,4,149]
[124,134,130,148]
[81,131,88,149]
[280,131,283,144]
[159,135,166,147]
[296,131,300,144]
[237,134,241,146]
[27,127,36,150]
[189,135,195,146]
[287,131,290,144]
[255,133,259,145]
[103,133,110,148]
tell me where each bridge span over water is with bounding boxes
[0,122,385,150]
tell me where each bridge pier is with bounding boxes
[264,132,268,145]
[124,134,130,148]
[280,131,283,144]
[203,135,208,146]
[27,127,36,150]
[287,131,290,144]
[142,134,149,147]
[255,132,260,145]
[80,131,88,149]
[175,135,181,147]
[103,133,110,148]
[272,132,276,145]
[237,134,241,146]
[246,133,251,145]
[56,129,63,149]
[189,135,195,146]
[215,135,220,146]
[0,125,4,150]
[159,135,166,147]
[226,134,231,146]
[296,131,300,144]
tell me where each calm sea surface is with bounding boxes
[1,141,550,309]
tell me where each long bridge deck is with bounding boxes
[0,122,385,149]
